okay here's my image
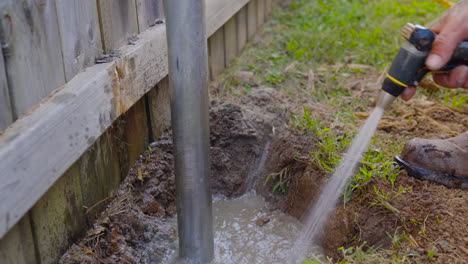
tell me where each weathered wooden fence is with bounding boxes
[0,0,275,263]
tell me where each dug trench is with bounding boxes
[61,85,467,263]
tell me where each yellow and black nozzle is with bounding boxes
[379,23,468,110]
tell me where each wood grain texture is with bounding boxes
[0,0,65,117]
[209,28,225,80]
[236,7,248,53]
[121,99,149,173]
[98,0,139,51]
[0,214,37,264]
[224,17,238,66]
[79,128,121,223]
[206,0,249,37]
[266,0,272,17]
[147,77,171,140]
[247,0,257,40]
[0,0,257,238]
[136,0,164,32]
[55,0,103,81]
[0,24,168,238]
[257,0,265,27]
[0,49,12,131]
[30,163,85,264]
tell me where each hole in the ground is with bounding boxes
[61,88,465,263]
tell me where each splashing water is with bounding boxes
[289,106,385,262]
[160,192,313,264]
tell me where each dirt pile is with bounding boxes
[315,173,468,263]
[61,82,467,263]
[379,99,467,139]
[60,88,295,263]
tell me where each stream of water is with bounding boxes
[154,106,384,264]
[289,106,385,262]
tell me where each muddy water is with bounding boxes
[289,107,385,262]
[211,192,305,264]
[160,192,307,264]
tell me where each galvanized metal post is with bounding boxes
[163,0,214,263]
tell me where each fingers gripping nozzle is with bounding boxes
[382,24,434,97]
[382,23,468,98]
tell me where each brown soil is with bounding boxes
[60,87,295,263]
[379,98,468,139]
[61,70,467,263]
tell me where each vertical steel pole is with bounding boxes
[163,0,214,263]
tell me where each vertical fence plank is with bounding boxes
[236,7,248,53]
[257,0,265,27]
[135,0,164,32]
[121,98,150,170]
[266,0,272,17]
[0,214,37,264]
[147,77,171,140]
[98,0,139,51]
[208,28,226,80]
[0,49,12,131]
[55,0,103,81]
[0,0,66,118]
[247,0,257,40]
[30,163,85,264]
[224,17,237,66]
[79,128,121,223]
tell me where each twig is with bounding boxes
[85,195,114,215]
[307,69,315,91]
[81,246,108,264]
[284,61,299,72]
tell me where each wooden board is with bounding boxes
[224,17,238,66]
[55,0,103,81]
[136,0,164,32]
[266,0,273,17]
[257,0,265,27]
[0,49,13,131]
[0,0,256,238]
[0,24,168,238]
[98,0,139,51]
[0,0,66,118]
[79,129,121,222]
[247,0,257,40]
[236,7,248,53]
[0,214,37,264]
[121,99,150,174]
[209,29,226,80]
[206,0,250,37]
[30,163,85,264]
[147,77,171,140]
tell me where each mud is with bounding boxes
[60,88,296,263]
[61,79,467,264]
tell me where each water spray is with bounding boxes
[290,23,468,262]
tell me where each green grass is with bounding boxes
[219,0,462,263]
[265,167,290,194]
[236,0,445,83]
[227,0,466,109]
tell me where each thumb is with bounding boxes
[427,21,465,70]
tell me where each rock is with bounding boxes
[256,217,270,227]
[236,71,255,83]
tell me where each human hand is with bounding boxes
[401,0,468,101]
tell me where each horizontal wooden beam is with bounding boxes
[0,24,167,239]
[206,0,250,36]
[0,0,254,238]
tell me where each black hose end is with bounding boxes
[382,78,406,97]
[409,28,435,51]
